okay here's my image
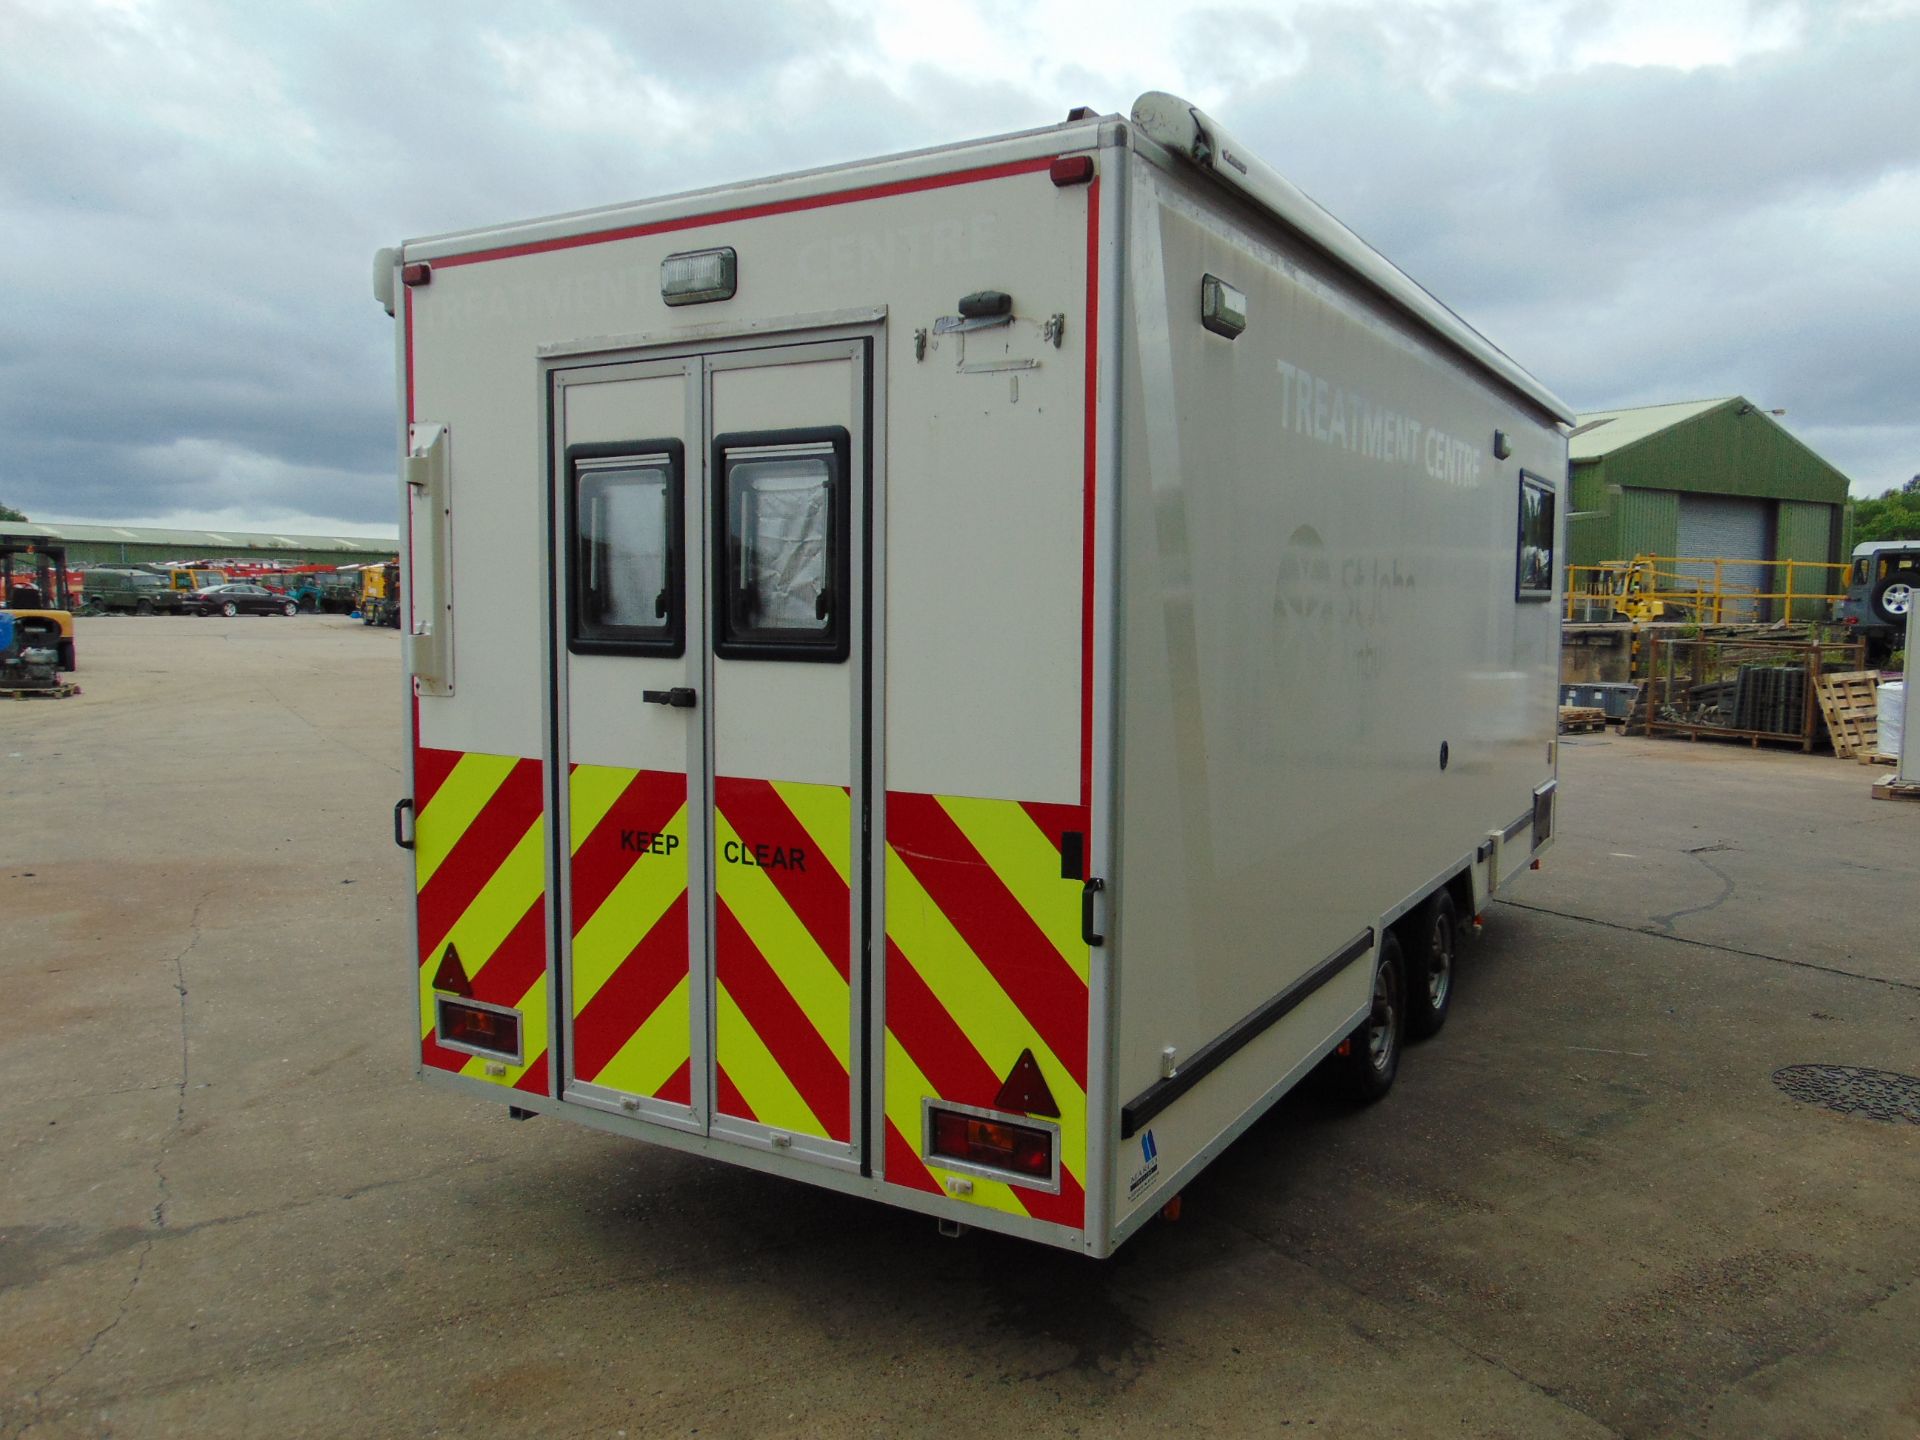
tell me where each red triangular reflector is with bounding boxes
[994,1048,1060,1118]
[432,943,472,997]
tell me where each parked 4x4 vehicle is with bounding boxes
[1833,541,1919,659]
[80,566,188,615]
[184,583,300,618]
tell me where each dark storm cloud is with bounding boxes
[1178,1,1920,484]
[0,0,1913,533]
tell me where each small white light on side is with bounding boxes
[1201,274,1246,338]
[661,246,737,306]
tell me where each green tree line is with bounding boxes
[1853,477,1920,543]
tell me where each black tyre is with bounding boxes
[1405,891,1457,1041]
[1334,932,1405,1103]
[222,602,239,617]
[1870,571,1916,628]
[282,601,298,617]
[134,598,154,616]
[57,639,76,672]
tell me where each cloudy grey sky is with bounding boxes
[4,0,1915,535]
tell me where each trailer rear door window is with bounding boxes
[713,427,850,662]
[567,441,685,656]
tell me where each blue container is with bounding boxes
[0,612,14,652]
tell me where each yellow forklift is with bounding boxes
[1,535,77,676]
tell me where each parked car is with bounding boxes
[1832,540,1920,660]
[185,583,300,618]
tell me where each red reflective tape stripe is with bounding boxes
[884,1116,941,1196]
[715,778,850,980]
[467,898,547,1007]
[884,939,1001,1108]
[416,758,544,963]
[570,770,687,932]
[714,901,850,1139]
[885,941,1083,1228]
[655,1057,691,1106]
[1080,176,1100,812]
[1014,1166,1085,1229]
[572,891,689,1084]
[432,156,1058,271]
[421,1033,469,1073]
[714,1063,756,1124]
[1018,801,1092,857]
[887,793,1089,1086]
[513,1052,549,1096]
[413,745,462,813]
[403,286,415,425]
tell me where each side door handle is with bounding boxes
[642,687,698,709]
[1081,876,1106,947]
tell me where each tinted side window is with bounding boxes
[567,441,685,656]
[712,427,850,662]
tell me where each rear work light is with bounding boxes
[436,997,523,1063]
[924,1102,1060,1191]
[661,246,737,306]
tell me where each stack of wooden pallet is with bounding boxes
[1813,671,1879,758]
[1557,705,1607,734]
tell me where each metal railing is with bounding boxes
[1565,555,1849,625]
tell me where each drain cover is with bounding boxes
[1772,1065,1920,1125]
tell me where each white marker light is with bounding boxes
[1201,274,1246,338]
[661,247,737,306]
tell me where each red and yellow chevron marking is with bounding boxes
[565,764,693,1105]
[414,746,550,1094]
[712,777,854,1143]
[883,793,1091,1230]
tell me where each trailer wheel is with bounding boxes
[1335,932,1404,1103]
[1405,891,1457,1041]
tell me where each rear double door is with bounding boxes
[550,336,871,1174]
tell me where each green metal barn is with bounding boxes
[1568,397,1852,619]
[2,521,397,568]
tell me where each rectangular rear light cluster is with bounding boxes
[924,1102,1060,1192]
[435,997,523,1063]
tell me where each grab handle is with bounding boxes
[1081,876,1106,947]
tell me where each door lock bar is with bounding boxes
[642,687,698,708]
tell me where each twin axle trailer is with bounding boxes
[375,93,1570,1255]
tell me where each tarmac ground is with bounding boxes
[2,617,1916,1438]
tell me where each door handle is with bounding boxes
[393,797,414,850]
[1081,876,1106,947]
[642,687,698,709]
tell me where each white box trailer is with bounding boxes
[374,92,1571,1256]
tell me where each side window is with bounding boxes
[1514,471,1556,601]
[712,427,851,662]
[567,440,685,656]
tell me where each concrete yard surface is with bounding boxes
[2,618,1916,1438]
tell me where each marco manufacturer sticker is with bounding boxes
[1127,1128,1161,1201]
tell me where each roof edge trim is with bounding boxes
[1130,91,1574,425]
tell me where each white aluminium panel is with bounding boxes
[563,370,695,772]
[709,355,856,787]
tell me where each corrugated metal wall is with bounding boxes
[1597,404,1849,504]
[1614,487,1678,560]
[1776,500,1841,619]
